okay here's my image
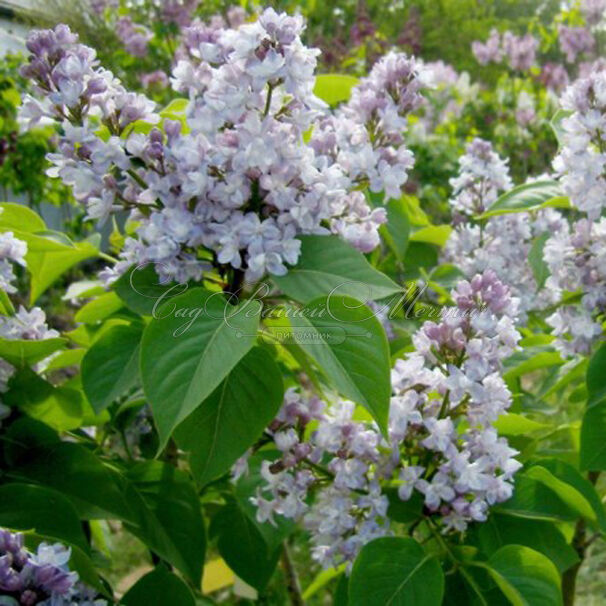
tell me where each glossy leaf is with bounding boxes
[349,537,444,606]
[175,347,283,486]
[121,566,195,606]
[81,323,142,414]
[479,180,568,219]
[484,545,562,606]
[273,235,400,304]
[140,287,261,448]
[285,296,391,433]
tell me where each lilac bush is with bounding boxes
[0,4,605,605]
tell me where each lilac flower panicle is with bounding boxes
[471,29,538,71]
[543,218,606,355]
[245,272,521,569]
[448,138,512,216]
[0,528,106,605]
[0,223,27,294]
[553,69,606,220]
[558,26,595,63]
[20,15,427,285]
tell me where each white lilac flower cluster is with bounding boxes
[543,218,606,355]
[0,528,106,605]
[471,29,538,71]
[19,14,425,284]
[581,0,606,26]
[553,70,606,221]
[0,227,27,295]
[442,141,566,317]
[543,69,606,354]
[448,138,513,216]
[248,271,521,569]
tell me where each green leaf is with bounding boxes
[4,369,84,431]
[22,233,98,303]
[479,181,568,219]
[303,565,345,600]
[282,296,391,433]
[484,545,562,606]
[273,235,400,304]
[314,74,359,105]
[493,414,548,436]
[380,198,410,262]
[0,202,46,232]
[124,461,206,585]
[121,566,195,606]
[587,343,606,408]
[12,442,134,521]
[537,458,606,531]
[0,337,66,366]
[0,483,89,553]
[114,264,188,316]
[409,225,452,247]
[469,514,578,574]
[175,347,283,486]
[75,292,125,324]
[349,537,444,606]
[580,399,606,471]
[81,324,142,414]
[210,499,280,591]
[497,465,595,523]
[504,347,563,382]
[528,234,550,290]
[141,287,261,448]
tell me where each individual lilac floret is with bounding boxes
[245,272,521,569]
[553,69,606,220]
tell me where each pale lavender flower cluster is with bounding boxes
[0,528,106,605]
[116,16,152,57]
[552,69,606,221]
[0,225,27,294]
[558,25,595,63]
[581,0,606,26]
[472,29,538,71]
[443,143,566,317]
[249,389,389,569]
[540,62,570,93]
[19,14,424,284]
[444,209,565,318]
[448,138,512,216]
[387,271,522,532]
[248,272,521,568]
[310,51,426,203]
[544,218,606,355]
